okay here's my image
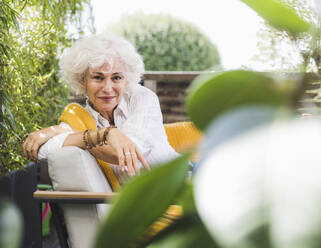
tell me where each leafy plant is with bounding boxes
[0,0,88,174]
[105,12,222,71]
[94,0,321,247]
[94,154,191,247]
[0,199,22,248]
[249,0,319,72]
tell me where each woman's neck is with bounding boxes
[88,100,115,125]
[105,112,115,125]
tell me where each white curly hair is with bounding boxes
[59,34,145,94]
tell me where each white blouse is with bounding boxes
[38,85,180,181]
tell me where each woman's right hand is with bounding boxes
[106,127,150,176]
[23,125,69,161]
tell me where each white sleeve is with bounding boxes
[38,122,74,160]
[119,90,164,156]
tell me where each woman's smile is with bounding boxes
[98,96,116,102]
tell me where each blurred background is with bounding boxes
[87,0,262,70]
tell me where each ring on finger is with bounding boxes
[27,143,33,149]
[125,152,131,155]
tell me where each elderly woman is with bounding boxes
[23,34,179,180]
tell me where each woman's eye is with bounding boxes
[92,76,103,80]
[113,75,122,81]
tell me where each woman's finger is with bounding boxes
[117,150,125,172]
[25,142,33,160]
[124,149,134,176]
[22,140,28,157]
[22,134,33,158]
[23,133,37,160]
[31,142,39,161]
[130,146,140,175]
[136,148,150,170]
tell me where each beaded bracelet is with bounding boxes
[102,126,116,145]
[96,128,101,146]
[82,130,90,149]
[86,130,96,149]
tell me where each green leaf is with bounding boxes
[0,122,10,132]
[94,154,191,248]
[2,105,17,130]
[147,213,219,248]
[0,199,23,248]
[177,181,197,215]
[186,70,290,131]
[241,0,311,36]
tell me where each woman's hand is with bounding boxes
[23,125,70,161]
[106,127,150,176]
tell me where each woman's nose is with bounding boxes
[101,78,113,92]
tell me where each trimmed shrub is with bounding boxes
[105,13,221,71]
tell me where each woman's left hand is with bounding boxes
[106,128,150,176]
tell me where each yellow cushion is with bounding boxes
[164,122,202,162]
[58,103,121,192]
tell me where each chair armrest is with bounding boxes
[33,190,116,204]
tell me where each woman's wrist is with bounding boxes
[102,126,116,145]
[82,126,116,149]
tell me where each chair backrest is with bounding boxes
[164,121,202,152]
[164,122,202,162]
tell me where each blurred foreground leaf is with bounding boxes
[200,106,290,159]
[177,181,197,215]
[147,213,219,248]
[186,70,290,130]
[0,199,22,248]
[94,154,190,248]
[241,0,311,36]
[195,118,321,248]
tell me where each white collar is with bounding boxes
[117,94,129,117]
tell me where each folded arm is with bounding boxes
[23,124,71,161]
[23,123,149,176]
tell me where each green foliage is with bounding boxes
[147,213,218,248]
[186,70,291,130]
[0,0,88,174]
[250,0,320,72]
[105,13,221,71]
[94,154,190,248]
[0,199,22,248]
[241,0,311,36]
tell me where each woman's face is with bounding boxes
[85,61,128,118]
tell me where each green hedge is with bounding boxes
[105,13,222,71]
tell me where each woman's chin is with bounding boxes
[96,106,115,115]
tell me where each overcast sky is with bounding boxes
[89,0,264,69]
